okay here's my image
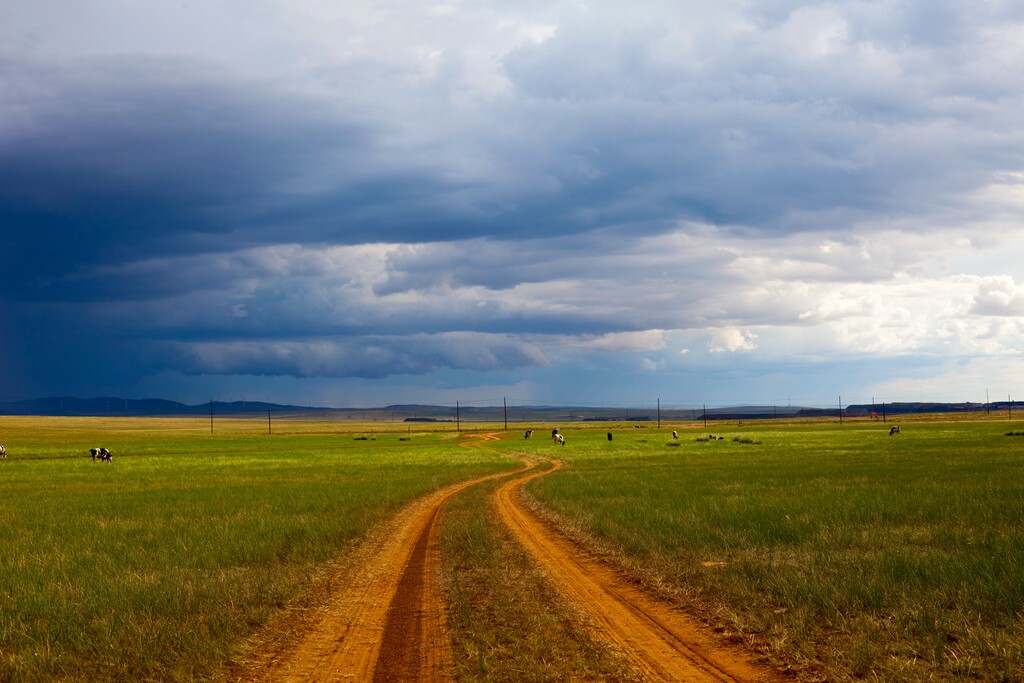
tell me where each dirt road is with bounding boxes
[250,433,783,681]
[258,433,518,682]
[494,460,787,682]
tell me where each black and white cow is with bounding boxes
[672,431,678,440]
[889,425,901,435]
[524,429,534,439]
[91,447,112,463]
[554,433,565,446]
[0,444,5,458]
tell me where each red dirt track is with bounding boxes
[252,432,784,681]
[257,433,514,681]
[494,459,787,682]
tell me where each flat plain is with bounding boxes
[526,418,1024,681]
[1,414,1022,681]
[0,416,513,681]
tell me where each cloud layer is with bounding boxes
[2,1,1023,405]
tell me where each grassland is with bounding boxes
[525,418,1024,681]
[4,414,1023,681]
[0,416,514,681]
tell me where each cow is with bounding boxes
[551,428,559,438]
[555,433,565,446]
[889,425,901,435]
[0,444,5,458]
[607,432,613,441]
[91,447,112,463]
[524,429,533,439]
[672,431,678,440]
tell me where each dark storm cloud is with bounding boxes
[3,1,1024,401]
[0,55,649,309]
[164,333,549,379]
[1,57,361,297]
[6,6,1018,311]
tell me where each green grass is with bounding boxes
[5,416,1024,681]
[0,417,513,681]
[525,419,1024,681]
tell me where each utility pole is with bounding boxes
[268,408,272,435]
[657,398,661,429]
[838,395,843,425]
[882,402,887,423]
[503,397,508,431]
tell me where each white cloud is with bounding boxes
[970,275,1024,316]
[708,328,758,353]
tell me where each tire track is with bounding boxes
[260,433,521,682]
[494,461,787,682]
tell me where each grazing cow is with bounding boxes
[709,434,724,441]
[672,431,678,440]
[0,444,5,458]
[607,432,613,441]
[551,428,559,438]
[91,447,112,463]
[90,447,100,462]
[889,425,901,435]
[555,433,565,446]
[524,429,533,439]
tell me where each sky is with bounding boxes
[2,0,1024,409]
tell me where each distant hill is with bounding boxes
[0,397,329,417]
[801,402,995,417]
[0,397,1011,420]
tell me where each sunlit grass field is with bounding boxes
[0,416,514,681]
[4,415,1023,681]
[527,418,1024,681]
